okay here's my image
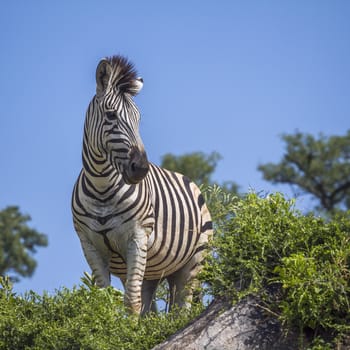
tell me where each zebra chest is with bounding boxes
[82,206,142,254]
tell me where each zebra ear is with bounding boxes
[128,77,143,96]
[96,59,112,96]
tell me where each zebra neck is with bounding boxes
[81,141,136,197]
[82,137,116,187]
[82,167,122,194]
[80,169,152,219]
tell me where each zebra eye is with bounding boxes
[106,111,118,120]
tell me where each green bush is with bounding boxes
[0,275,201,350]
[201,187,350,346]
[1,187,349,349]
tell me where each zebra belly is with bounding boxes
[109,253,191,280]
[109,229,200,280]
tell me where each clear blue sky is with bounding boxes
[1,1,349,294]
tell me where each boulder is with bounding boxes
[152,296,298,350]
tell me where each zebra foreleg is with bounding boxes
[77,232,111,288]
[124,233,148,314]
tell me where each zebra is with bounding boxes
[72,55,213,315]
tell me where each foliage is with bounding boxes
[0,275,201,350]
[2,189,350,348]
[0,206,48,282]
[201,187,350,347]
[258,130,350,213]
[161,151,239,195]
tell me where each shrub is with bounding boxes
[0,275,201,350]
[201,187,350,345]
[2,187,349,348]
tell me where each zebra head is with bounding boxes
[93,55,149,184]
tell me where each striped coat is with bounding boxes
[72,56,212,314]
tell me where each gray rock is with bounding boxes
[152,296,297,350]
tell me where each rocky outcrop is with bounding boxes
[153,296,298,350]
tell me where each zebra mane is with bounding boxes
[106,55,139,95]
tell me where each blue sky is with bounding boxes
[1,1,349,294]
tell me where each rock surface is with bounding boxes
[152,296,297,350]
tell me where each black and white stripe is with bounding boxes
[72,55,212,314]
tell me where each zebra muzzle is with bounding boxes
[125,147,149,184]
